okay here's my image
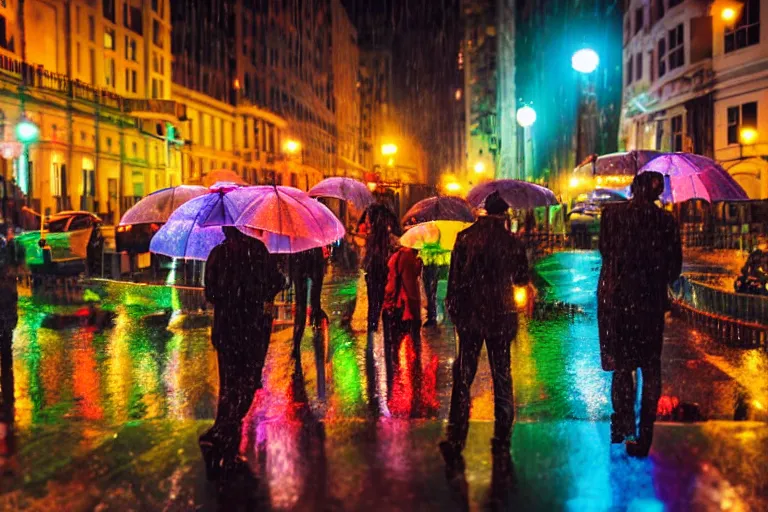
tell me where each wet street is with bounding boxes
[1,251,768,510]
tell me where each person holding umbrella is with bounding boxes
[598,171,682,457]
[199,226,286,480]
[288,246,328,359]
[440,191,530,472]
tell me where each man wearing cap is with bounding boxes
[598,171,682,457]
[440,191,530,471]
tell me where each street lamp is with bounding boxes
[283,139,301,154]
[381,143,398,156]
[571,48,599,74]
[516,106,537,128]
[740,127,758,145]
[721,7,737,22]
[473,161,486,174]
[445,181,461,194]
[15,115,39,200]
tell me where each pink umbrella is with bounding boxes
[236,186,345,253]
[308,177,374,211]
[638,153,749,203]
[467,179,557,209]
[574,150,664,177]
[119,185,208,225]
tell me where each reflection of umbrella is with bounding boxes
[309,177,374,211]
[203,169,248,188]
[120,185,207,225]
[638,153,749,203]
[149,186,265,260]
[467,180,558,209]
[401,196,474,226]
[573,150,663,177]
[236,186,345,253]
[400,220,470,251]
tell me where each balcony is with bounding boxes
[123,99,186,122]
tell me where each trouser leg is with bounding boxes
[293,279,308,356]
[423,266,438,323]
[611,368,636,438]
[366,273,385,333]
[639,359,662,443]
[486,333,514,445]
[446,324,483,448]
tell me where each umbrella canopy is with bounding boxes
[236,186,345,253]
[119,185,207,226]
[573,150,664,178]
[467,179,558,209]
[588,188,628,203]
[400,220,470,251]
[308,177,374,211]
[401,196,474,226]
[203,169,248,188]
[638,153,749,203]
[149,186,266,260]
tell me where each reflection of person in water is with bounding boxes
[0,234,17,470]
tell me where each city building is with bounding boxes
[331,0,365,179]
[516,0,623,197]
[0,0,182,225]
[461,0,518,182]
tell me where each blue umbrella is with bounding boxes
[149,186,266,260]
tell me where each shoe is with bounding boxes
[625,439,651,457]
[439,440,466,475]
[610,415,634,444]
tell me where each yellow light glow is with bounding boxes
[445,182,461,193]
[514,286,528,308]
[740,127,758,145]
[387,158,395,167]
[474,161,486,174]
[381,143,398,156]
[569,176,581,189]
[455,89,462,101]
[754,400,765,411]
[367,182,377,192]
[722,7,737,22]
[283,139,301,153]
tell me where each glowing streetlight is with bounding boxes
[381,143,398,156]
[283,139,301,154]
[16,116,39,143]
[367,182,377,192]
[721,7,737,22]
[445,181,461,193]
[569,176,581,189]
[572,48,599,74]
[740,127,758,145]
[474,161,486,174]
[516,106,537,128]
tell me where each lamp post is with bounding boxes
[739,127,758,159]
[572,48,599,169]
[15,115,38,199]
[516,105,537,181]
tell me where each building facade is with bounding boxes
[620,0,768,199]
[0,0,182,226]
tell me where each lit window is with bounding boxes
[668,24,684,70]
[727,102,758,145]
[104,28,115,50]
[670,115,683,151]
[725,0,760,53]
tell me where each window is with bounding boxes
[635,53,642,81]
[76,42,81,73]
[671,115,683,151]
[658,39,667,78]
[104,28,115,50]
[635,8,643,35]
[668,24,684,71]
[75,6,81,34]
[243,120,249,149]
[152,0,158,12]
[669,0,682,7]
[125,36,137,61]
[727,102,758,144]
[89,49,96,84]
[88,15,95,42]
[103,0,115,23]
[725,0,760,53]
[151,78,158,98]
[125,69,137,93]
[51,163,62,197]
[626,55,633,85]
[105,57,115,88]
[152,20,162,48]
[132,141,138,156]
[656,0,665,21]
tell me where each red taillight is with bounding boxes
[150,223,160,232]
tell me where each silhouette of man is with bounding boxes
[598,171,682,457]
[200,226,285,479]
[0,234,17,469]
[440,191,529,469]
[288,247,328,359]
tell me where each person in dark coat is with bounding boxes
[598,171,682,457]
[200,226,286,479]
[440,192,530,469]
[0,234,17,468]
[358,203,402,335]
[288,247,328,358]
[382,245,423,394]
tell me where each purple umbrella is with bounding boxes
[638,153,749,203]
[119,185,208,226]
[467,180,558,209]
[236,186,345,253]
[573,150,664,178]
[309,177,374,211]
[402,196,475,226]
[149,186,266,260]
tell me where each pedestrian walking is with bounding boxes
[382,244,423,394]
[598,171,682,457]
[288,247,328,359]
[421,247,448,327]
[359,202,401,336]
[199,226,286,479]
[440,191,530,471]
[0,233,17,469]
